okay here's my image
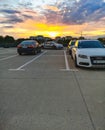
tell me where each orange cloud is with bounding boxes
[3,18,105,39]
[43,5,59,12]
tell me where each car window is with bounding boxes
[21,41,35,45]
[71,41,75,46]
[78,41,104,48]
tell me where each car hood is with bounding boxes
[78,48,105,56]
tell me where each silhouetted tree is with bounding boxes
[78,36,85,40]
[0,36,4,47]
[3,35,15,47]
[15,38,25,46]
[4,35,15,43]
[98,38,105,45]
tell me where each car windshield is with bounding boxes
[78,41,104,48]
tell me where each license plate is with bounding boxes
[93,60,105,63]
[22,45,27,48]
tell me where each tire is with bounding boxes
[18,52,22,55]
[75,56,78,67]
[38,48,41,53]
[53,46,57,49]
[69,50,71,55]
[39,49,41,53]
[33,49,37,55]
[71,52,73,59]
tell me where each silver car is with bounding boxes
[43,41,63,49]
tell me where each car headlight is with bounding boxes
[78,54,88,59]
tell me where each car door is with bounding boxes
[44,42,52,48]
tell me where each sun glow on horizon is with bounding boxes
[47,32,60,38]
[2,19,105,39]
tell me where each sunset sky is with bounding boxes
[0,0,105,39]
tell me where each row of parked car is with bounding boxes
[17,39,105,68]
[67,39,105,68]
[17,40,63,55]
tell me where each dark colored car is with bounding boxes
[17,40,41,55]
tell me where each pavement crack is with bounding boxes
[72,71,96,130]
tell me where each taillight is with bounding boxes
[28,45,34,48]
[17,45,22,48]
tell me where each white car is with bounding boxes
[71,40,105,68]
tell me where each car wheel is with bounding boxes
[71,52,73,59]
[53,46,57,49]
[69,50,71,55]
[38,48,41,53]
[18,52,22,55]
[75,56,78,67]
[33,50,37,55]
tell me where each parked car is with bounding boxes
[43,41,63,49]
[67,40,76,55]
[71,40,105,68]
[17,40,41,55]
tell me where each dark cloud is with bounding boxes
[22,14,33,19]
[0,9,23,24]
[18,2,33,9]
[0,14,24,24]
[0,9,20,14]
[42,0,105,25]
[1,0,105,26]
[0,18,23,24]
[61,0,105,24]
[8,16,24,23]
[42,10,61,24]
[0,9,35,25]
[3,25,14,28]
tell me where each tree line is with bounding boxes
[0,35,26,48]
[0,35,105,48]
[0,35,72,47]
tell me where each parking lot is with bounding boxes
[0,47,105,130]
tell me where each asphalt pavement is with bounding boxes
[0,48,105,130]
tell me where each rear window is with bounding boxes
[21,41,35,44]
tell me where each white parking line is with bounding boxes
[60,50,78,71]
[0,55,18,61]
[64,50,70,70]
[0,52,9,54]
[0,50,16,55]
[9,51,47,71]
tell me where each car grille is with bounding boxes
[90,56,105,65]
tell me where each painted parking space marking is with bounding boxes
[0,50,16,55]
[60,69,78,71]
[64,50,70,70]
[9,51,47,71]
[60,50,78,71]
[0,55,18,61]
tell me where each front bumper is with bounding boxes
[77,56,105,68]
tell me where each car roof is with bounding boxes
[78,39,98,42]
[23,40,36,42]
